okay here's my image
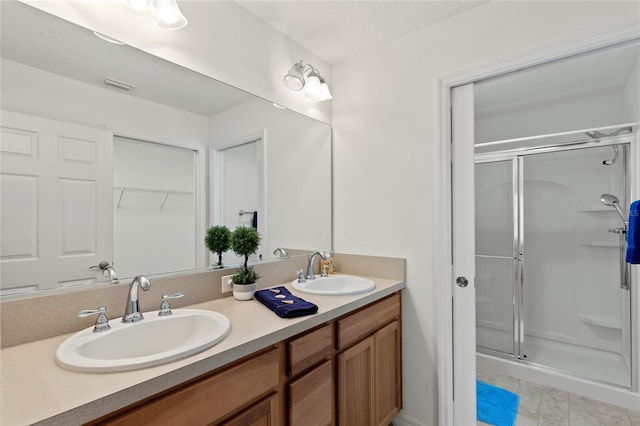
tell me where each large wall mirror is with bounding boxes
[0,1,332,299]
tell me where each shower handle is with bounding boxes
[609,227,630,291]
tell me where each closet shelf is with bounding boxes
[114,186,194,210]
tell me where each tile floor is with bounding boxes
[477,367,640,426]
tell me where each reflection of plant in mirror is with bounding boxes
[205,226,231,269]
[230,227,261,285]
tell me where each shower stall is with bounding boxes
[475,129,636,390]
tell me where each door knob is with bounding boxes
[456,276,469,288]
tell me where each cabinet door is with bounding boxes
[289,360,333,426]
[338,336,375,426]
[374,321,401,426]
[222,394,279,426]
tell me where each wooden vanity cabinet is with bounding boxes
[221,394,280,426]
[287,324,334,426]
[92,292,401,426]
[337,293,402,426]
[95,347,280,426]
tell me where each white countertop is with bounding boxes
[1,277,404,426]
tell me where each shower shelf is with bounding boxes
[578,314,622,330]
[579,240,618,248]
[577,204,617,213]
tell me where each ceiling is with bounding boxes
[235,1,487,64]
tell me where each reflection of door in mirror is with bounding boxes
[1,110,113,297]
[113,137,197,278]
[211,137,264,267]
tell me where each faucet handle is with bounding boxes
[296,269,306,283]
[321,265,329,278]
[78,306,111,333]
[158,292,184,316]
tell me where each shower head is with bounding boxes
[600,193,619,206]
[600,193,627,225]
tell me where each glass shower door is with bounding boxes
[522,145,631,387]
[475,159,519,356]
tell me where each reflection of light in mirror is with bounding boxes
[122,0,188,30]
[92,31,125,45]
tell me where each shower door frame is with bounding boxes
[475,156,525,360]
[475,135,636,390]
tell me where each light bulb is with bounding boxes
[305,70,332,102]
[154,0,188,30]
[317,82,333,101]
[283,62,305,91]
[125,0,150,10]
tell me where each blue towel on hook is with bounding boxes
[254,286,318,318]
[626,200,640,263]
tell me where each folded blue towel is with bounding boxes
[626,200,640,263]
[254,286,318,318]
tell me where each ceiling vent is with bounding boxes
[103,77,136,91]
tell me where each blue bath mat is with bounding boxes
[477,380,519,426]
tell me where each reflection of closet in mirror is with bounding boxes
[211,135,265,267]
[113,137,197,278]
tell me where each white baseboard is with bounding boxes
[393,411,426,426]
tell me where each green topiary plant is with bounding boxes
[230,226,261,285]
[205,225,231,268]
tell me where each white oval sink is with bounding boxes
[292,275,375,296]
[56,309,231,373]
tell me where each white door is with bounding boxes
[210,138,263,265]
[1,110,113,294]
[451,84,477,425]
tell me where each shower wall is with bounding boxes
[523,147,625,355]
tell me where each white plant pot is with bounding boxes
[233,282,257,301]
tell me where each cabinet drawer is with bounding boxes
[289,360,333,426]
[337,293,400,350]
[100,348,279,426]
[288,323,333,376]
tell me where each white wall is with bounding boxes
[208,99,332,258]
[21,0,332,124]
[623,58,640,123]
[476,92,628,143]
[113,138,197,279]
[331,2,640,424]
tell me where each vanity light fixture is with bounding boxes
[283,61,332,102]
[122,0,188,30]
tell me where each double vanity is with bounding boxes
[0,254,405,425]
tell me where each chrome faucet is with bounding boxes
[306,250,328,280]
[122,275,151,323]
